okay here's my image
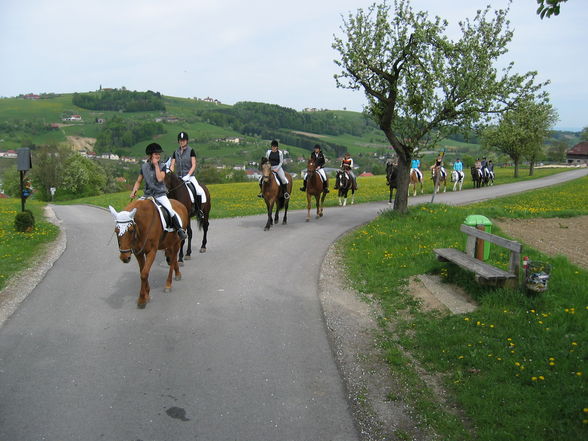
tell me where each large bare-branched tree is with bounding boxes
[333,0,547,212]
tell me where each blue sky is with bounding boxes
[0,0,585,130]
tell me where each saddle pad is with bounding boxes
[143,197,174,232]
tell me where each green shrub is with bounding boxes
[14,210,35,232]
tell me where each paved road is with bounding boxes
[0,169,585,441]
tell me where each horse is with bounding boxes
[471,167,483,189]
[451,170,465,191]
[431,166,447,193]
[483,167,495,186]
[409,168,424,196]
[386,161,399,205]
[109,199,188,308]
[260,157,292,231]
[164,171,211,259]
[305,158,327,221]
[335,169,355,206]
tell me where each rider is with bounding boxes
[410,157,422,181]
[431,154,446,178]
[300,144,329,193]
[170,131,206,219]
[336,152,357,190]
[453,157,464,180]
[258,140,290,199]
[481,156,489,177]
[130,143,187,240]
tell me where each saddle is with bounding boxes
[144,197,174,232]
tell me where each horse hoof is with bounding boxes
[137,301,147,309]
[184,255,192,260]
[175,275,182,281]
[179,261,184,267]
[264,226,270,231]
[200,248,206,253]
[282,220,287,225]
[306,218,310,222]
[164,287,171,293]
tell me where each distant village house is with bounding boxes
[567,142,588,165]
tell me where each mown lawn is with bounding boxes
[0,199,60,291]
[339,176,588,441]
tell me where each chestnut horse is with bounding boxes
[164,171,211,258]
[109,199,188,308]
[431,166,447,194]
[409,168,424,196]
[386,161,399,205]
[260,157,292,231]
[305,158,327,221]
[335,169,355,206]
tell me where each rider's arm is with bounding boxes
[130,174,143,198]
[187,155,196,176]
[169,153,176,172]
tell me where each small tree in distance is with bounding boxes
[333,0,547,212]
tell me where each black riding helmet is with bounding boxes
[178,131,189,141]
[314,144,321,151]
[145,143,163,155]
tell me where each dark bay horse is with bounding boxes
[260,157,292,231]
[305,158,327,221]
[335,169,355,206]
[164,171,211,258]
[109,199,188,308]
[386,161,399,205]
[471,167,483,188]
[409,168,424,196]
[431,166,447,194]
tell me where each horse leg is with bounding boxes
[306,193,311,222]
[166,242,182,291]
[264,200,273,231]
[184,222,193,259]
[138,249,157,308]
[351,188,355,204]
[318,193,326,218]
[274,201,280,225]
[199,218,209,252]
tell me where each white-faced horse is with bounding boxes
[451,170,465,191]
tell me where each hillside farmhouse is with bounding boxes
[567,142,588,165]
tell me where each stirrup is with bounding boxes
[299,187,306,192]
[257,193,263,198]
[283,192,290,200]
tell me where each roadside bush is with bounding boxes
[14,209,35,232]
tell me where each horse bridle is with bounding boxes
[115,220,140,254]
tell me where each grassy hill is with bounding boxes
[0,92,579,172]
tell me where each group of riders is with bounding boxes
[132,132,496,239]
[257,141,358,200]
[409,155,495,183]
[130,131,208,241]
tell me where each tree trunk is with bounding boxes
[514,159,520,178]
[529,161,535,176]
[394,158,410,213]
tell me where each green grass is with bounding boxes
[0,199,60,291]
[338,176,588,441]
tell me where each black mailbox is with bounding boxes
[17,148,32,171]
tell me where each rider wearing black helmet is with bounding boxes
[170,131,206,219]
[300,144,329,193]
[130,143,187,240]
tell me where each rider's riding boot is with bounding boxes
[300,179,307,192]
[323,178,329,193]
[281,183,290,199]
[172,215,187,240]
[196,195,205,219]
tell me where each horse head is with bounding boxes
[260,157,272,182]
[109,205,138,263]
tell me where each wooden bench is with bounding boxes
[433,224,522,288]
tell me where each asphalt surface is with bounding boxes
[0,168,585,441]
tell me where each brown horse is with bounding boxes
[260,157,292,231]
[164,171,211,258]
[305,158,327,221]
[471,166,483,189]
[431,166,447,194]
[109,199,188,308]
[409,168,424,196]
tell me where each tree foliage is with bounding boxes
[536,0,567,19]
[60,154,108,198]
[580,127,588,142]
[72,89,165,112]
[94,116,166,153]
[333,0,546,212]
[481,98,558,177]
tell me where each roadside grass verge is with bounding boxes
[338,176,588,441]
[62,167,568,217]
[0,199,60,292]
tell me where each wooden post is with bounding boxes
[475,224,485,260]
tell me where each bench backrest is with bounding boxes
[460,224,522,252]
[461,224,522,276]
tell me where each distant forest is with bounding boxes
[94,116,165,153]
[72,89,166,112]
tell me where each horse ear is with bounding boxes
[129,208,137,219]
[109,205,118,219]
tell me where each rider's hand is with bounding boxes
[130,191,136,199]
[182,175,191,182]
